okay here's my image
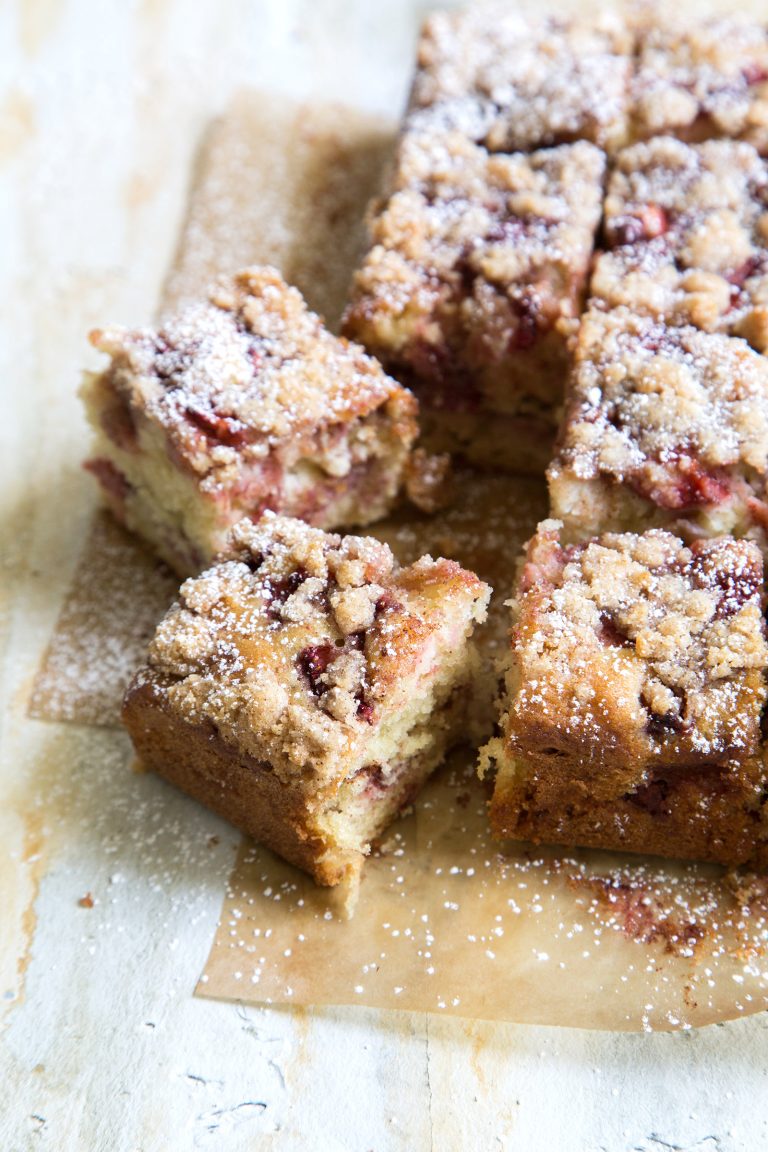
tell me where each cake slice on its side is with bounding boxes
[123,513,491,887]
[592,136,768,352]
[343,132,606,473]
[82,266,419,577]
[480,521,768,868]
[548,307,768,556]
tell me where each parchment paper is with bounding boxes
[29,512,178,727]
[32,90,768,1030]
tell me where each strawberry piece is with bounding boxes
[297,644,337,695]
[633,454,732,510]
[84,458,130,509]
[184,404,249,448]
[610,204,668,247]
[743,63,768,86]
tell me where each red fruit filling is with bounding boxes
[609,204,668,248]
[403,338,481,413]
[84,458,131,513]
[630,453,732,511]
[298,643,337,694]
[375,590,403,617]
[625,777,671,817]
[510,290,541,351]
[687,539,763,618]
[266,568,308,616]
[101,393,138,452]
[742,63,768,86]
[297,638,375,722]
[598,614,632,648]
[727,253,768,309]
[184,403,250,448]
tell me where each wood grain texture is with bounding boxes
[4,2,768,1150]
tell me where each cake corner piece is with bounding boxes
[548,305,768,555]
[81,265,419,576]
[343,129,607,474]
[122,512,491,886]
[481,520,768,868]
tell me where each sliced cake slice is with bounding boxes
[592,136,768,352]
[481,521,768,868]
[343,131,606,473]
[410,7,631,153]
[631,14,768,154]
[82,266,419,576]
[123,513,491,887]
[548,307,768,556]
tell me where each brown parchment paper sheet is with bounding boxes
[32,91,768,1030]
[29,513,178,726]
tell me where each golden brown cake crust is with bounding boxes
[483,522,768,868]
[343,133,605,471]
[123,513,490,884]
[548,307,768,551]
[593,137,768,352]
[410,7,631,153]
[83,267,419,574]
[123,678,341,882]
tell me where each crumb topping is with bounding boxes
[511,522,768,765]
[410,7,631,152]
[551,308,768,509]
[632,16,768,151]
[90,266,414,485]
[593,137,768,349]
[344,131,605,395]
[140,513,489,781]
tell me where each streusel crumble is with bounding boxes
[592,137,768,352]
[83,267,419,575]
[344,131,605,472]
[481,521,768,867]
[123,513,490,885]
[410,7,631,153]
[548,307,768,555]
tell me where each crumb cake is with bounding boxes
[409,7,631,153]
[343,132,606,472]
[548,307,768,554]
[122,513,490,886]
[592,137,768,351]
[631,16,768,154]
[82,267,419,576]
[481,522,768,867]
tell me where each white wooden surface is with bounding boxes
[3,2,768,1149]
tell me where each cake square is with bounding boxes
[123,513,490,886]
[481,521,768,867]
[409,7,631,153]
[631,16,768,153]
[547,307,768,554]
[82,267,419,576]
[343,132,606,472]
[592,137,768,352]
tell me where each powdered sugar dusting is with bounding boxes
[410,6,631,153]
[161,94,395,330]
[550,307,768,547]
[632,15,768,153]
[200,753,768,1031]
[133,510,489,782]
[94,267,412,484]
[343,127,606,447]
[29,513,178,727]
[593,136,768,351]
